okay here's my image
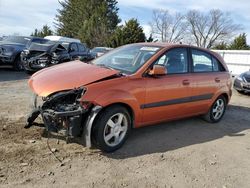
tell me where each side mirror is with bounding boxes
[148,65,167,76]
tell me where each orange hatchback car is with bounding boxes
[26,43,232,152]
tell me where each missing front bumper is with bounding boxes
[25,104,102,148]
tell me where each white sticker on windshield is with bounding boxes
[140,47,159,51]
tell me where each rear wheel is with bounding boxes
[203,96,226,123]
[92,105,131,152]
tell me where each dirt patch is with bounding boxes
[0,70,250,188]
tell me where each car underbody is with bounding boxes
[25,87,102,147]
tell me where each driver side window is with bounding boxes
[155,48,188,74]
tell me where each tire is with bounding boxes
[237,90,245,94]
[13,56,24,71]
[92,105,131,152]
[203,96,227,123]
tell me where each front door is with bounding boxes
[69,43,79,60]
[141,47,193,125]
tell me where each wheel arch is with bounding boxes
[94,102,135,129]
[212,91,230,105]
[221,93,229,104]
[86,103,134,149]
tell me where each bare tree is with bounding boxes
[149,9,186,43]
[186,9,242,48]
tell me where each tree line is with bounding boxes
[31,0,249,50]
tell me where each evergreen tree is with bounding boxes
[229,33,250,50]
[55,0,120,47]
[109,19,146,47]
[122,19,146,44]
[31,29,39,37]
[31,25,53,37]
[213,42,228,50]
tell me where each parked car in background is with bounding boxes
[21,40,93,73]
[26,43,232,152]
[234,70,250,94]
[0,36,48,70]
[90,47,113,58]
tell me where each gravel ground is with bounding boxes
[0,69,250,188]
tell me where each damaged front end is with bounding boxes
[25,87,102,147]
[21,42,69,72]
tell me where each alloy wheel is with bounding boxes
[212,99,225,120]
[103,113,128,147]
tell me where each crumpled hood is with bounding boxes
[29,60,120,97]
[27,42,65,53]
[27,43,55,52]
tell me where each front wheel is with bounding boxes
[92,105,131,152]
[237,90,245,94]
[13,56,24,71]
[203,96,227,123]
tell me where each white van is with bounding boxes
[44,36,81,43]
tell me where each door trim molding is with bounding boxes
[140,93,213,109]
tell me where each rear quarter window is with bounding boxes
[212,57,226,72]
[191,49,226,72]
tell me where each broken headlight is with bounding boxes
[42,87,86,109]
[22,49,30,55]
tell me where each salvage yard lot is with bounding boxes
[0,69,250,188]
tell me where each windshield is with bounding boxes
[3,36,30,45]
[92,44,161,74]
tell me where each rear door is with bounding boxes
[77,43,89,60]
[69,43,79,60]
[187,48,226,115]
[142,47,194,125]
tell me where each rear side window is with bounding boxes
[155,48,188,74]
[191,49,225,72]
[192,49,213,72]
[78,44,86,52]
[70,43,78,52]
[212,57,226,72]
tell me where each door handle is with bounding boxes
[215,77,220,83]
[182,79,190,86]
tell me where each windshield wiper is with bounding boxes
[96,64,114,70]
[95,64,127,76]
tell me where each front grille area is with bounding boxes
[29,51,46,58]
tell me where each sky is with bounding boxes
[0,0,250,43]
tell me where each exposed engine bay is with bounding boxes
[25,87,102,146]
